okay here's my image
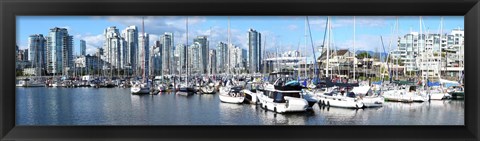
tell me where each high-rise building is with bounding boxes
[193,36,208,73]
[138,33,149,76]
[175,44,187,75]
[18,49,28,61]
[16,45,19,61]
[394,29,464,72]
[227,44,243,74]
[188,42,203,74]
[248,28,262,73]
[103,26,127,70]
[160,32,174,75]
[216,42,228,73]
[122,26,138,72]
[150,41,162,76]
[80,40,86,56]
[208,49,217,74]
[28,34,47,75]
[46,27,73,75]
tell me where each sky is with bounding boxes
[17,16,464,57]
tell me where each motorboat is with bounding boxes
[447,85,464,99]
[242,81,261,104]
[257,78,309,113]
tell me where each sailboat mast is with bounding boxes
[439,16,443,80]
[326,16,330,78]
[142,16,146,82]
[304,16,308,79]
[186,16,189,82]
[353,16,356,82]
[227,16,231,75]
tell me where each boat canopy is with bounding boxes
[439,79,460,88]
[351,86,371,95]
[427,82,441,87]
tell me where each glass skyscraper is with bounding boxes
[248,28,261,73]
[47,27,73,75]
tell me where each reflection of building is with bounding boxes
[46,27,73,75]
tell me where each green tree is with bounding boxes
[356,52,372,59]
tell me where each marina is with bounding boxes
[16,87,464,125]
[16,16,465,126]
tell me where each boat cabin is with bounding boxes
[263,90,302,103]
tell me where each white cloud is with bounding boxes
[307,16,391,31]
[76,34,104,55]
[287,25,298,31]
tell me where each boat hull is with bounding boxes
[219,94,244,104]
[318,95,364,109]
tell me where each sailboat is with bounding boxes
[313,16,364,109]
[218,17,246,103]
[177,16,195,96]
[131,17,152,94]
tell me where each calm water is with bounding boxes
[16,87,464,125]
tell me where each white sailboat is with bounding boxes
[219,80,245,104]
[131,17,151,94]
[177,16,195,96]
[314,16,364,109]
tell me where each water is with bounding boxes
[16,87,464,125]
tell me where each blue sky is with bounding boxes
[17,16,464,57]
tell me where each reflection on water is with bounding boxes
[16,87,464,125]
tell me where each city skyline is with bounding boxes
[17,16,464,57]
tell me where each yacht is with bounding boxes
[257,78,309,113]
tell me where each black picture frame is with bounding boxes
[1,0,479,141]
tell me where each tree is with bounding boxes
[356,52,372,59]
